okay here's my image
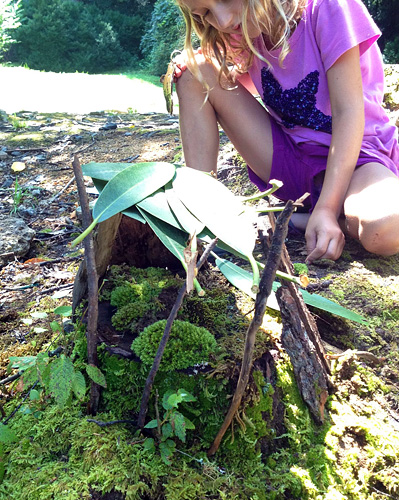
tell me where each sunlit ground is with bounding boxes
[0,66,169,115]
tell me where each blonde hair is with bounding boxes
[176,0,306,85]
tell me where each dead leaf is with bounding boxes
[11,162,26,173]
[24,258,47,265]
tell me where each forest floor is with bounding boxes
[0,99,399,498]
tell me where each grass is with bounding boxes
[0,65,168,115]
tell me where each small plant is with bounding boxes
[5,305,106,414]
[8,114,26,129]
[10,176,24,214]
[143,388,196,464]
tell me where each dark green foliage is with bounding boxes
[132,319,217,371]
[140,0,185,75]
[362,0,399,61]
[8,0,146,72]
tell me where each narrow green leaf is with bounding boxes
[71,371,86,400]
[0,424,18,444]
[215,257,367,324]
[122,206,147,224]
[215,257,279,310]
[86,364,107,388]
[49,355,75,408]
[297,288,368,325]
[93,162,176,223]
[138,209,187,265]
[172,168,254,254]
[92,178,147,223]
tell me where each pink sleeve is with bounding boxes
[311,0,381,70]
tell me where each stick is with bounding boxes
[72,155,100,414]
[137,237,218,428]
[48,176,75,204]
[207,201,294,456]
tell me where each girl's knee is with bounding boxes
[359,215,399,256]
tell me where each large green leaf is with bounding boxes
[172,168,254,253]
[172,168,259,290]
[72,162,176,247]
[215,256,367,324]
[82,162,132,181]
[137,188,184,230]
[93,162,176,223]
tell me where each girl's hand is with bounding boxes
[172,49,203,82]
[305,207,345,263]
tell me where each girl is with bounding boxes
[172,0,399,263]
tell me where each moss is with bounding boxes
[101,266,181,331]
[132,319,217,371]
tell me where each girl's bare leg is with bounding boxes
[175,56,273,180]
[344,162,399,256]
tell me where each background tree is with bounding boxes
[362,0,399,62]
[0,0,21,61]
[140,0,185,75]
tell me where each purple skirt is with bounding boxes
[247,117,397,210]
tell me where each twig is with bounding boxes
[370,486,398,499]
[72,154,100,415]
[207,201,294,456]
[2,381,39,425]
[137,237,218,428]
[48,176,75,204]
[36,283,74,295]
[87,419,137,428]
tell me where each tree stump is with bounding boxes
[72,214,181,314]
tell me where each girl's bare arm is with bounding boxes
[306,45,365,262]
